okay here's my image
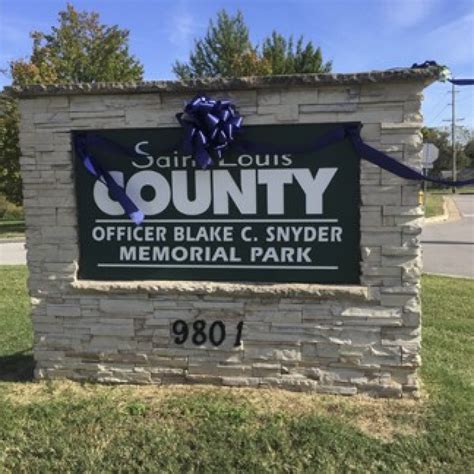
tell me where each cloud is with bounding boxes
[168,11,197,48]
[383,0,439,28]
[166,1,205,61]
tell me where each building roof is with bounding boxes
[5,66,443,98]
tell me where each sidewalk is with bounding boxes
[422,195,474,278]
[0,240,26,265]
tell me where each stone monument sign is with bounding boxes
[9,67,441,397]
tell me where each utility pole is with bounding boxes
[451,81,456,193]
[443,82,464,193]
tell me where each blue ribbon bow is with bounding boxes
[176,95,243,169]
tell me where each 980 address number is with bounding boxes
[171,320,243,347]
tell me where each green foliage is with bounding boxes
[422,127,470,177]
[0,193,23,220]
[173,10,331,79]
[0,267,473,471]
[464,139,474,167]
[0,97,22,206]
[1,3,144,207]
[262,32,332,75]
[125,401,149,417]
[10,3,143,86]
[173,10,270,79]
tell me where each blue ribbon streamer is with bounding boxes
[75,100,474,225]
[237,123,474,187]
[74,134,144,225]
[449,79,474,86]
[237,125,347,155]
[344,126,474,187]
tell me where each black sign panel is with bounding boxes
[73,124,360,283]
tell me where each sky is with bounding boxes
[1,0,473,130]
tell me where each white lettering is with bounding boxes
[120,246,136,261]
[258,169,294,215]
[172,171,211,215]
[93,167,339,217]
[126,170,171,215]
[293,168,337,214]
[92,226,105,241]
[241,226,253,242]
[213,170,256,214]
[93,171,124,215]
[132,142,154,169]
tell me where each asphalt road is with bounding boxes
[422,195,474,278]
[0,196,473,277]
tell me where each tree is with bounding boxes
[173,11,270,79]
[173,10,331,79]
[0,95,21,205]
[10,4,143,86]
[1,4,144,205]
[422,127,470,178]
[464,139,474,167]
[262,32,332,75]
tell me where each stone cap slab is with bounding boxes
[5,66,442,98]
[71,279,371,301]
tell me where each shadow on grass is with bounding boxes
[0,350,35,382]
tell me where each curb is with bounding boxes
[423,272,474,280]
[0,238,26,244]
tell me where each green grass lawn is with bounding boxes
[0,266,473,472]
[455,185,474,194]
[428,186,474,194]
[424,193,445,218]
[0,220,25,240]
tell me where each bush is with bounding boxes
[0,194,24,220]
